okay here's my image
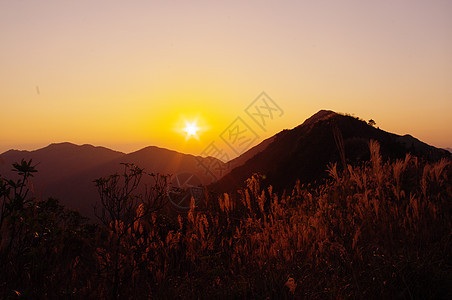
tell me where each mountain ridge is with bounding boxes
[1,110,450,217]
[210,110,450,193]
[0,142,225,217]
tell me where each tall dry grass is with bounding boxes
[110,140,451,298]
[2,142,450,298]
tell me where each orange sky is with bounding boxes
[1,0,451,157]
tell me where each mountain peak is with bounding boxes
[47,142,79,148]
[299,110,337,128]
[212,110,449,193]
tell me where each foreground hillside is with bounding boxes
[213,110,450,193]
[1,141,450,298]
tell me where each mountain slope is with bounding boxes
[0,143,225,218]
[211,110,450,193]
[0,142,124,187]
[225,135,276,172]
[46,146,224,217]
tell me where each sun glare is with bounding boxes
[183,120,200,140]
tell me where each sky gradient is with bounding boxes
[1,0,451,157]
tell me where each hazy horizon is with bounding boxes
[1,110,451,156]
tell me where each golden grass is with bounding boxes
[111,141,451,298]
[2,142,450,298]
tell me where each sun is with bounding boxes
[183,120,200,140]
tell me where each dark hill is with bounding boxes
[211,110,450,193]
[46,146,223,217]
[225,135,276,172]
[0,142,124,189]
[0,143,224,218]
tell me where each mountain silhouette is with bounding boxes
[211,110,450,193]
[1,111,449,218]
[0,142,124,191]
[0,143,224,218]
[225,135,276,171]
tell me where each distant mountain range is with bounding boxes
[1,110,449,218]
[0,143,224,217]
